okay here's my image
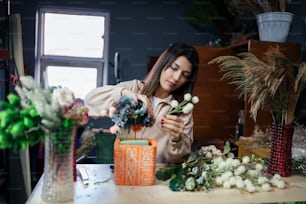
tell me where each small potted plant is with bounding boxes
[209,46,306,176]
[227,0,294,42]
[102,96,156,186]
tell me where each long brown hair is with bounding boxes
[141,42,199,101]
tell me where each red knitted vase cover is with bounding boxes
[268,122,294,177]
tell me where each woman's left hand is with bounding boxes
[161,115,184,142]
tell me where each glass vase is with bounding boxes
[41,127,76,203]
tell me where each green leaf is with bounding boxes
[223,141,231,155]
[186,151,198,163]
[9,121,24,138]
[20,141,28,150]
[169,177,184,192]
[29,107,39,117]
[155,168,173,181]
[24,117,34,128]
[0,101,9,108]
[7,94,20,106]
[174,165,184,177]
[155,165,182,181]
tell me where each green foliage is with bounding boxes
[0,94,44,151]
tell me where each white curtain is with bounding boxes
[9,13,31,196]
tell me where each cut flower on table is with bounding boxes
[155,142,286,193]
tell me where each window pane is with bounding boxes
[44,13,105,58]
[46,66,97,99]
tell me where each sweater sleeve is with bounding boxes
[84,80,142,117]
[163,113,194,164]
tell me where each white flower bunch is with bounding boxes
[15,76,62,129]
[156,142,287,193]
[15,76,87,130]
[212,155,286,193]
[168,93,199,115]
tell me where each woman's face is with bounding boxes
[156,56,192,98]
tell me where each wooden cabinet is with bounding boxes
[193,40,301,148]
[192,46,243,148]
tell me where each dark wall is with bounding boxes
[287,0,306,59]
[10,0,212,85]
[9,0,306,84]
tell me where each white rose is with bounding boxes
[229,176,237,186]
[221,171,232,182]
[213,157,223,165]
[234,165,246,176]
[170,100,179,108]
[223,180,231,189]
[182,103,193,114]
[257,176,268,185]
[244,179,252,186]
[271,179,285,189]
[236,179,244,189]
[184,93,192,101]
[276,180,285,189]
[242,156,250,164]
[53,87,75,107]
[215,176,223,185]
[232,159,241,167]
[246,184,256,192]
[247,169,258,178]
[191,96,199,104]
[255,163,263,172]
[272,174,282,180]
[262,183,272,191]
[227,152,235,158]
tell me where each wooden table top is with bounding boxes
[26,164,306,204]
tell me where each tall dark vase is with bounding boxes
[268,122,294,177]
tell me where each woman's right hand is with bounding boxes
[121,89,153,118]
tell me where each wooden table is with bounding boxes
[26,164,306,204]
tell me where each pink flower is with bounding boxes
[108,106,117,117]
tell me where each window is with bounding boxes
[35,6,110,99]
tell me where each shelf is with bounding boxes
[0,50,9,60]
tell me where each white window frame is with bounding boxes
[34,5,110,91]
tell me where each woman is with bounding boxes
[85,42,199,163]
